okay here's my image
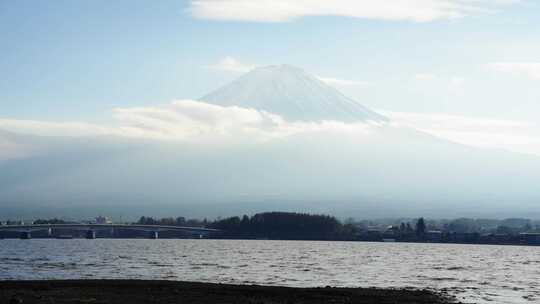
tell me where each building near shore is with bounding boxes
[95,216,112,224]
[426,230,443,242]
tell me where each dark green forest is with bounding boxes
[207,212,357,240]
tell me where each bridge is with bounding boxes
[0,224,221,239]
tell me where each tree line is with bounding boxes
[136,212,358,240]
[207,212,358,240]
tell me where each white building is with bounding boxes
[95,216,112,224]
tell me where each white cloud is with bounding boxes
[2,100,539,157]
[449,76,465,86]
[189,0,519,23]
[413,73,464,86]
[382,110,540,155]
[414,73,437,81]
[112,100,287,140]
[412,73,466,94]
[0,119,119,137]
[207,56,258,73]
[317,77,372,87]
[449,76,466,91]
[113,100,378,141]
[486,62,540,80]
[0,100,377,144]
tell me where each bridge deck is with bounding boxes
[0,224,220,232]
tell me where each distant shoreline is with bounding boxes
[4,212,540,246]
[0,280,459,304]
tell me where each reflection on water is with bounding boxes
[1,239,539,303]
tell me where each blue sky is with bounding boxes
[1,0,540,154]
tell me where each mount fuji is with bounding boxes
[201,65,387,123]
[1,65,540,220]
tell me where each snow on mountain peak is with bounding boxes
[200,65,387,123]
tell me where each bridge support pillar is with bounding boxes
[20,231,31,239]
[85,230,96,239]
[150,231,159,239]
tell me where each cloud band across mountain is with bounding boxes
[0,100,378,143]
[1,100,539,160]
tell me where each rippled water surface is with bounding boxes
[1,239,539,303]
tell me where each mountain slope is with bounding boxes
[200,65,387,123]
[2,125,540,219]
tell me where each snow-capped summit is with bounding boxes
[200,65,387,123]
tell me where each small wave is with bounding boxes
[522,294,537,301]
[193,263,219,267]
[428,277,459,282]
[37,262,78,269]
[0,257,25,262]
[29,257,50,262]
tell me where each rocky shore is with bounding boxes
[0,280,459,304]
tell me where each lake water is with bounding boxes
[1,239,539,303]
